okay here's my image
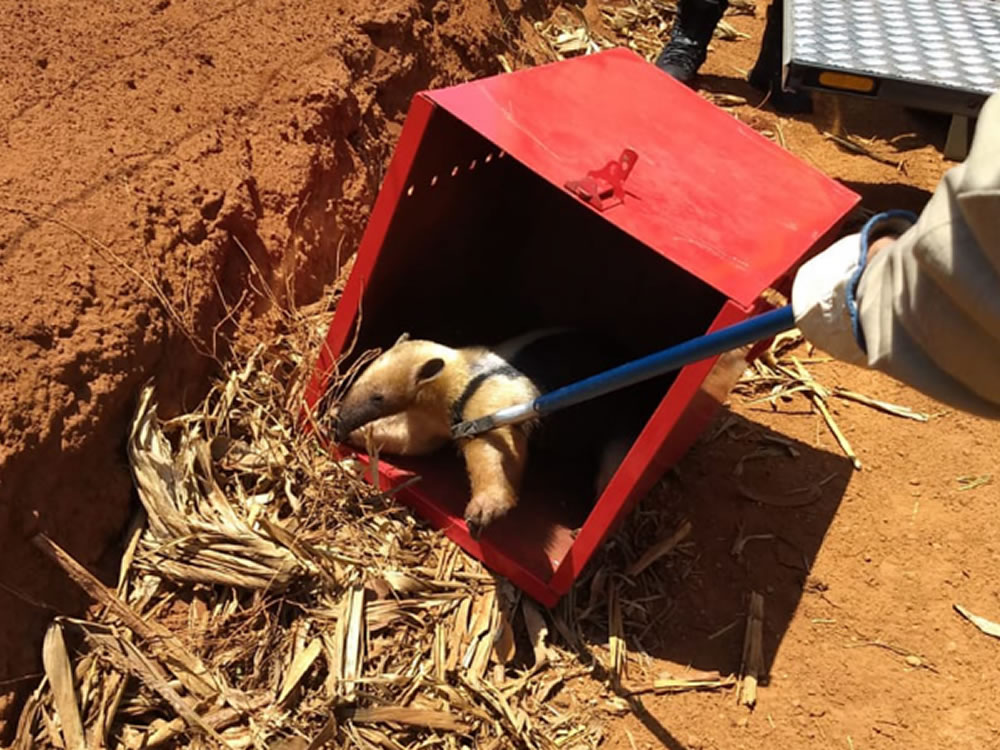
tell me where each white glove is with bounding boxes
[791,211,917,364]
[791,232,868,364]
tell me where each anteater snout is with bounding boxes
[333,416,350,444]
[333,400,378,444]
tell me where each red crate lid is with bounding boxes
[425,48,859,309]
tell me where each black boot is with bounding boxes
[655,0,729,84]
[748,0,813,114]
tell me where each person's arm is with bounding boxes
[792,91,1000,418]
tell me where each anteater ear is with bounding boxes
[394,332,410,346]
[414,357,445,385]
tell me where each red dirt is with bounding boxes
[2,0,999,747]
[0,0,554,734]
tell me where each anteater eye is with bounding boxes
[371,393,384,404]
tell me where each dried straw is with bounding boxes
[533,1,752,64]
[14,288,706,750]
[733,332,929,469]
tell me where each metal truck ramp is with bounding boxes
[784,0,1000,157]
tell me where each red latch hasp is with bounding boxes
[564,148,638,211]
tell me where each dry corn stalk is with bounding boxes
[737,592,765,707]
[13,279,718,749]
[40,623,85,750]
[13,307,612,749]
[596,0,749,62]
[128,383,304,590]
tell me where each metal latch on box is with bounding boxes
[564,149,637,211]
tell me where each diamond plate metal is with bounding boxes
[788,0,1000,95]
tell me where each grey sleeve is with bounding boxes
[855,91,1000,419]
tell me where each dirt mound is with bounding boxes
[6,0,1000,747]
[0,0,554,731]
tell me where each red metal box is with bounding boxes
[303,48,859,606]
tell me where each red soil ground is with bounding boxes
[2,1,998,747]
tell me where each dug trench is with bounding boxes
[0,0,559,734]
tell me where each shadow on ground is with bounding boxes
[840,180,933,216]
[556,408,853,747]
[696,71,953,157]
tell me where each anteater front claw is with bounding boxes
[463,492,514,538]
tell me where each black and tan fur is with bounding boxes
[334,333,542,534]
[334,330,648,536]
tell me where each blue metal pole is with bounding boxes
[536,305,795,415]
[451,306,796,439]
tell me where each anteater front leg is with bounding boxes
[460,425,529,538]
[347,411,448,456]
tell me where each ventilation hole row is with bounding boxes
[405,150,506,196]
